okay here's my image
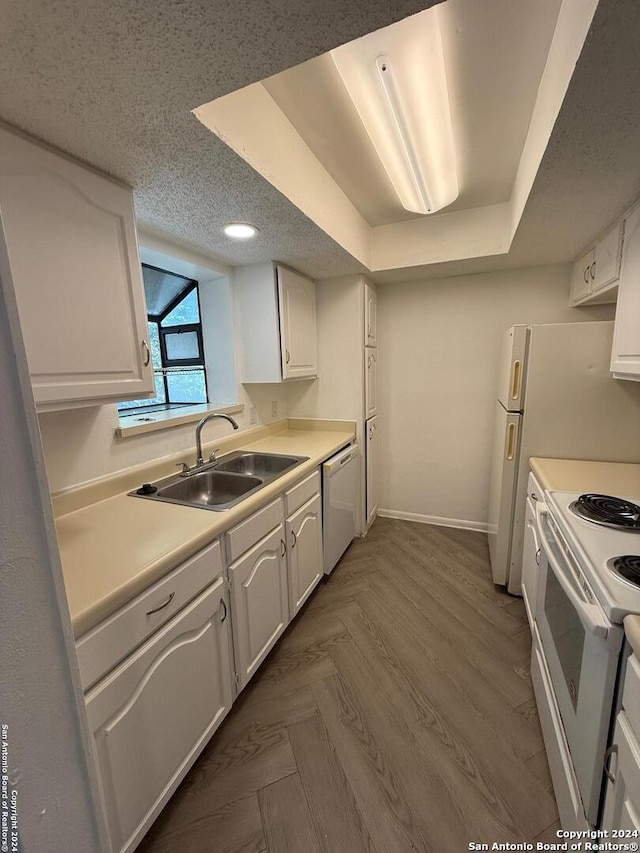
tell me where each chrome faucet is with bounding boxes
[194,412,239,467]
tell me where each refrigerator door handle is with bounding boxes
[510,360,522,402]
[505,421,518,461]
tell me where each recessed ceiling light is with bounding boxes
[223,223,259,239]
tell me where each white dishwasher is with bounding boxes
[322,443,359,574]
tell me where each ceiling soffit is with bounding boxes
[194,0,598,275]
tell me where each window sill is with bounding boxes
[116,403,244,438]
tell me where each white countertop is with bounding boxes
[55,424,355,638]
[530,457,640,495]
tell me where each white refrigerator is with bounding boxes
[488,320,640,594]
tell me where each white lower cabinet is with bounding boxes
[228,524,290,690]
[286,493,323,617]
[85,577,233,853]
[603,712,640,830]
[520,473,543,626]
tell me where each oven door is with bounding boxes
[534,501,623,826]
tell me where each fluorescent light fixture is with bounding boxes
[330,7,457,215]
[223,223,259,239]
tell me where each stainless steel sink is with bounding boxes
[215,451,304,478]
[129,450,308,511]
[157,470,262,508]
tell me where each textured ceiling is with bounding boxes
[0,0,431,279]
[1,0,639,282]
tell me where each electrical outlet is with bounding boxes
[271,400,279,418]
[249,406,257,425]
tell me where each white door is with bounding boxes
[365,283,377,347]
[0,126,154,409]
[287,494,323,616]
[487,403,521,587]
[366,416,378,527]
[593,220,624,293]
[569,248,595,304]
[277,265,318,379]
[229,524,289,689]
[365,348,377,418]
[85,580,233,853]
[521,496,540,626]
[611,205,640,379]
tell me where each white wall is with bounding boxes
[376,264,617,527]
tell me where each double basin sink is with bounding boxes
[129,451,309,511]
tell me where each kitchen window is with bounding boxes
[118,264,208,415]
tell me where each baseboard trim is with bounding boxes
[377,508,489,533]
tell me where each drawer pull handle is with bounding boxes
[146,592,175,615]
[220,598,227,623]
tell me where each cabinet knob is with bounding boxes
[285,350,290,364]
[142,339,151,367]
[219,598,228,623]
[590,261,596,280]
[291,530,297,549]
[584,267,590,284]
[604,744,618,784]
[280,538,286,557]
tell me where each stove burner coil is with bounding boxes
[611,555,640,586]
[569,493,640,530]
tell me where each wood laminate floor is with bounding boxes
[138,517,559,853]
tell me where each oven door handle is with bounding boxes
[536,502,610,639]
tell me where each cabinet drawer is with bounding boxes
[526,472,544,504]
[76,539,223,691]
[623,654,640,740]
[284,470,320,517]
[225,498,283,563]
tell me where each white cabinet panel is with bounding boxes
[365,283,377,347]
[86,580,232,853]
[611,205,640,380]
[602,712,640,831]
[366,416,378,527]
[570,248,595,305]
[365,348,377,418]
[277,266,318,379]
[229,524,289,689]
[287,493,323,617]
[0,126,154,409]
[594,221,625,292]
[235,262,318,382]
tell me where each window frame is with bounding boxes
[119,264,209,413]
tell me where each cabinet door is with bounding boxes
[365,348,377,418]
[366,416,378,527]
[0,127,154,409]
[277,266,318,379]
[85,580,233,853]
[611,205,640,380]
[365,283,377,347]
[594,220,624,293]
[229,524,289,690]
[602,712,640,831]
[521,497,540,627]
[569,248,595,304]
[287,493,323,617]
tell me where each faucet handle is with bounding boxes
[176,461,191,476]
[208,448,220,463]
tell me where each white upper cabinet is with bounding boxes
[569,220,625,306]
[365,282,377,347]
[611,203,640,380]
[234,262,318,383]
[0,125,154,410]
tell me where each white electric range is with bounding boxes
[531,489,640,829]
